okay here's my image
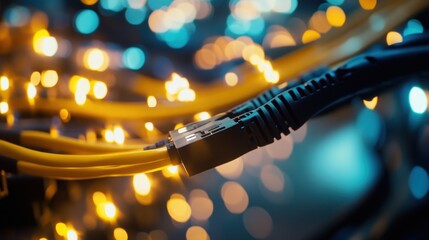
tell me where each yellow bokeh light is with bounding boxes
[84,48,109,72]
[186,226,210,240]
[39,238,48,240]
[167,165,178,174]
[113,126,125,144]
[27,82,37,100]
[0,76,9,91]
[166,194,192,223]
[165,73,190,95]
[6,113,15,127]
[104,129,114,143]
[81,0,98,5]
[66,229,78,240]
[133,173,151,196]
[92,191,107,205]
[264,69,279,84]
[242,44,264,62]
[225,72,238,86]
[0,101,9,114]
[359,0,377,10]
[147,95,157,108]
[326,6,346,27]
[76,77,90,95]
[32,29,50,54]
[55,222,68,236]
[59,108,71,122]
[74,92,87,106]
[96,202,117,221]
[177,88,196,102]
[194,111,211,121]
[41,70,58,88]
[92,81,108,99]
[363,96,378,110]
[162,165,179,178]
[301,29,321,44]
[386,31,403,46]
[113,227,128,240]
[30,71,41,86]
[145,122,154,131]
[40,36,58,57]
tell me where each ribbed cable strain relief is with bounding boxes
[238,99,293,147]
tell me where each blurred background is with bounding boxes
[0,0,429,239]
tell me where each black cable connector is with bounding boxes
[168,45,429,175]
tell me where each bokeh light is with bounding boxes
[386,31,403,46]
[243,207,273,239]
[84,48,110,71]
[166,193,192,223]
[74,10,99,34]
[326,6,346,27]
[133,173,151,196]
[221,181,249,214]
[359,0,377,10]
[41,70,59,88]
[189,189,213,222]
[409,86,428,114]
[123,47,146,70]
[0,76,9,91]
[363,96,378,110]
[260,164,285,192]
[113,227,128,240]
[186,226,210,240]
[409,166,429,199]
[216,157,244,179]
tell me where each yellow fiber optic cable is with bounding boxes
[17,160,171,180]
[0,139,169,167]
[20,131,142,154]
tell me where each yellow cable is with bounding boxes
[21,130,142,154]
[17,159,172,180]
[0,139,169,167]
[8,0,427,121]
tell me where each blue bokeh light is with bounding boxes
[409,166,429,199]
[123,47,146,70]
[403,19,424,37]
[100,0,124,12]
[74,10,100,34]
[148,0,172,10]
[226,15,265,38]
[326,0,344,5]
[356,108,382,147]
[125,7,147,25]
[409,86,428,114]
[158,25,193,49]
[310,126,379,195]
[3,6,30,27]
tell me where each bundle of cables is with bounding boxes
[1,35,428,179]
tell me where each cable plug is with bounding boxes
[166,117,257,176]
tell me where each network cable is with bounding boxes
[164,45,429,175]
[1,45,428,180]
